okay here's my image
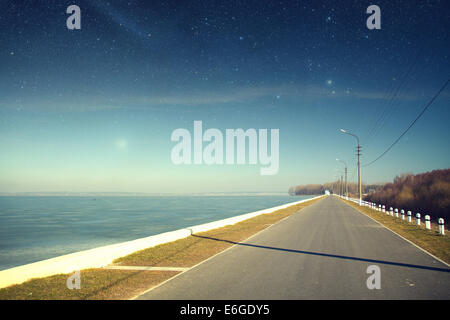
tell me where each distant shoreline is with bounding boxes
[0,192,301,197]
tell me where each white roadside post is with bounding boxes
[401,209,405,220]
[425,215,431,230]
[407,211,412,223]
[390,207,394,216]
[438,218,445,235]
[416,213,421,226]
[378,204,381,212]
[382,205,385,213]
[395,208,399,218]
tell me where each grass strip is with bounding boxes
[341,198,450,264]
[0,269,179,300]
[0,197,321,300]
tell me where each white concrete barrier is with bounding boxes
[0,195,323,289]
[401,209,405,220]
[394,208,399,218]
[416,213,421,226]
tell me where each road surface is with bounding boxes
[137,196,450,299]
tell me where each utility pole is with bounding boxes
[345,166,348,198]
[340,129,362,206]
[336,158,348,199]
[357,144,362,204]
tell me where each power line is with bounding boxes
[363,79,449,167]
[365,47,424,149]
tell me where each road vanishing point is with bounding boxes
[137,196,450,300]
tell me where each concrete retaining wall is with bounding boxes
[0,195,323,289]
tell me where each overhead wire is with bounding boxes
[363,79,449,167]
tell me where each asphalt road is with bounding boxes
[137,196,450,299]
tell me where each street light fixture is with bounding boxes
[339,129,362,206]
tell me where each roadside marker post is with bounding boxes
[438,218,445,235]
[425,215,431,230]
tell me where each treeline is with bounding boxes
[364,169,450,222]
[289,182,382,197]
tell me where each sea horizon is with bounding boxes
[0,191,291,197]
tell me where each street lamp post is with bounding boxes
[340,129,362,206]
[336,158,348,199]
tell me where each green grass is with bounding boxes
[341,198,450,264]
[0,197,321,300]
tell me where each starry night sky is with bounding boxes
[0,0,449,193]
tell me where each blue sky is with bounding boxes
[0,1,449,193]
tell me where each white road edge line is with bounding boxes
[130,199,319,300]
[104,266,189,272]
[340,198,450,268]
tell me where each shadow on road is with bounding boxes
[192,235,450,273]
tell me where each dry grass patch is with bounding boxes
[0,269,179,300]
[342,199,450,264]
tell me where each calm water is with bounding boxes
[0,195,314,270]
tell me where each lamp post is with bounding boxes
[332,173,340,196]
[336,158,348,199]
[340,129,362,206]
